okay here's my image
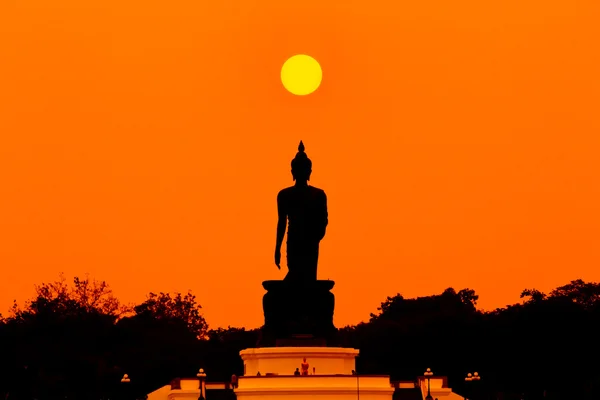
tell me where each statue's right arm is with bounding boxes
[275,191,287,250]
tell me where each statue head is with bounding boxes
[291,141,312,182]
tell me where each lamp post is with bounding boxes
[355,369,360,400]
[355,355,360,400]
[120,374,131,400]
[464,372,481,400]
[424,368,434,400]
[197,368,207,400]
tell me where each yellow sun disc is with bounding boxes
[281,54,322,96]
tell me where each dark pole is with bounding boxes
[120,374,131,400]
[465,372,480,400]
[465,373,473,400]
[428,377,431,398]
[424,368,433,400]
[197,369,206,400]
[356,371,359,400]
[472,372,481,400]
[355,355,359,400]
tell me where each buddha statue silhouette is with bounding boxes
[274,141,328,283]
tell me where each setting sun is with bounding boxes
[280,54,322,96]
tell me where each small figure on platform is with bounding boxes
[256,371,261,376]
[294,368,301,376]
[313,367,316,375]
[231,374,238,389]
[301,358,309,376]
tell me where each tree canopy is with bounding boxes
[0,275,599,400]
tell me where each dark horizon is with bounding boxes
[1,274,599,399]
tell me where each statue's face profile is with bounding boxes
[292,166,312,182]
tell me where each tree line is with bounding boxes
[0,274,598,400]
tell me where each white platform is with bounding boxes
[240,347,359,376]
[235,347,394,400]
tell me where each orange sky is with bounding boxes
[1,0,599,329]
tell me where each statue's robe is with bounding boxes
[277,185,328,282]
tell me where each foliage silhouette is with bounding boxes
[133,291,208,339]
[0,275,599,400]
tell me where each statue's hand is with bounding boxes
[274,249,281,269]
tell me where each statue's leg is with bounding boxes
[307,243,319,281]
[285,242,296,281]
[286,240,318,281]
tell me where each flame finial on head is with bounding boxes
[291,140,312,176]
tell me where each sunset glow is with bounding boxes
[0,0,599,329]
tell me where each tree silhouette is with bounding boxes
[1,274,119,399]
[0,275,209,399]
[204,327,260,381]
[549,279,600,308]
[520,287,547,303]
[133,291,208,339]
[1,275,599,400]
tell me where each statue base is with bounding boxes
[258,280,338,347]
[236,347,395,400]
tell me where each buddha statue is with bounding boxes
[274,141,328,283]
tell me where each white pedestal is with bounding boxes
[235,347,394,400]
[241,347,359,376]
